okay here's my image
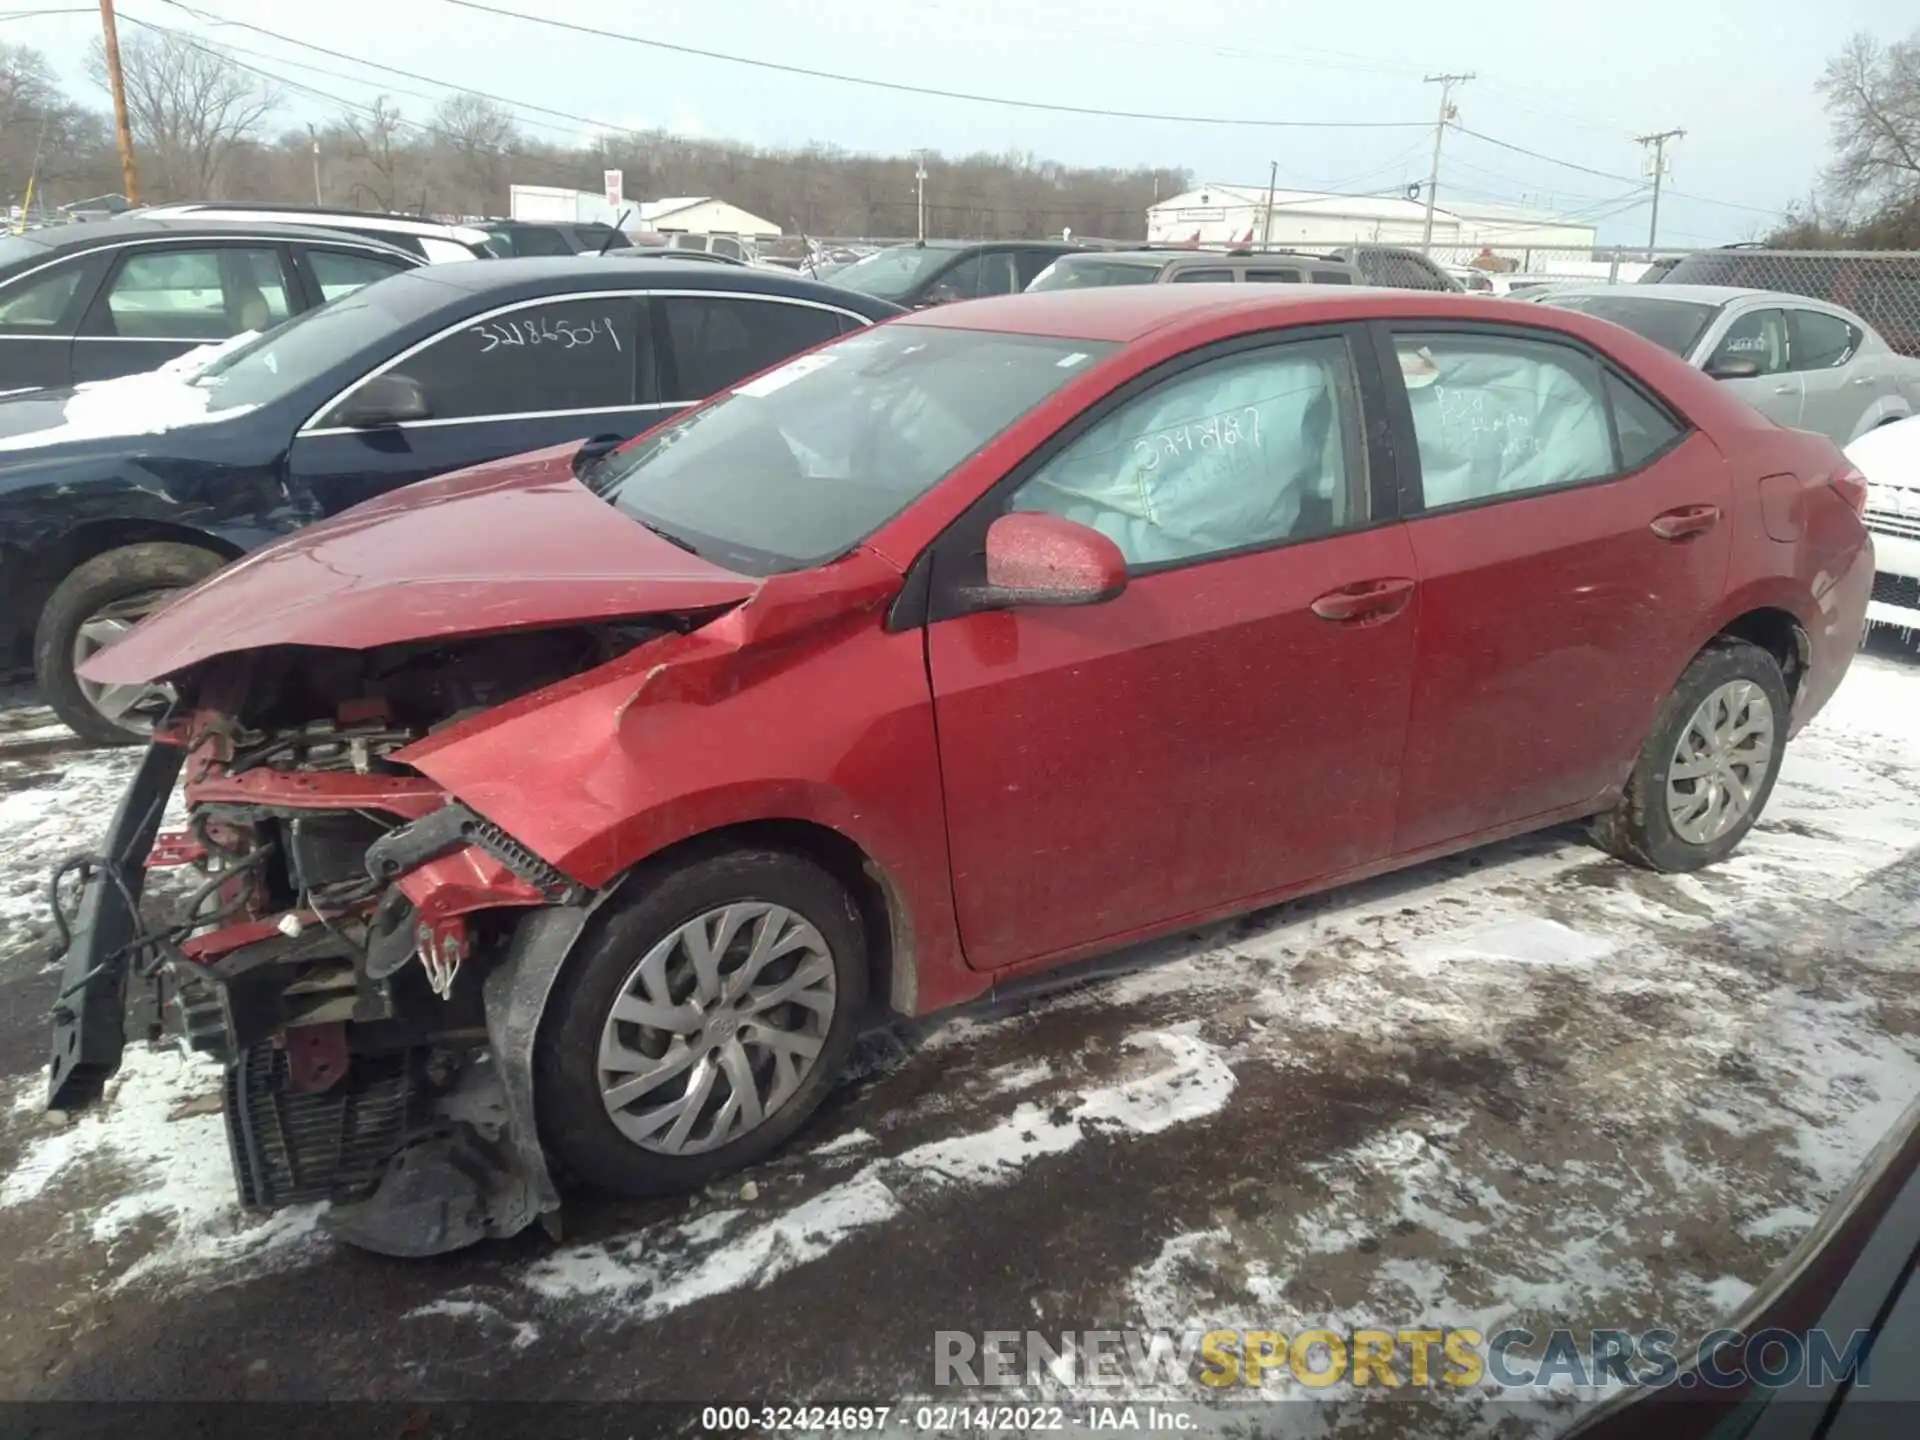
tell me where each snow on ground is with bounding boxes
[0,652,1916,1421]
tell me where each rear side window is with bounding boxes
[1395,332,1614,507]
[1247,268,1303,283]
[660,295,843,401]
[1605,372,1685,469]
[1171,268,1232,284]
[98,247,289,339]
[364,296,641,420]
[306,248,409,303]
[1787,309,1862,370]
[0,265,84,331]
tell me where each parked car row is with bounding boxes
[47,280,1873,1260]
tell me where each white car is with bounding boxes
[1538,284,1920,447]
[1847,415,1920,633]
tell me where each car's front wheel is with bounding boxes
[534,849,869,1196]
[34,541,226,746]
[1592,637,1789,872]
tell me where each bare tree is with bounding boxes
[430,92,516,215]
[2,43,110,210]
[1817,30,1920,211]
[87,30,280,200]
[343,96,409,211]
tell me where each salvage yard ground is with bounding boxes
[0,641,1917,1433]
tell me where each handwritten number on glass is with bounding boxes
[468,314,623,355]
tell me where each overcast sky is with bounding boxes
[8,0,1916,244]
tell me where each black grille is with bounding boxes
[1872,572,1920,610]
[225,1044,421,1208]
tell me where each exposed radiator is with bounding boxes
[224,1044,422,1209]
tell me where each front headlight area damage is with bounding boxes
[48,620,688,1257]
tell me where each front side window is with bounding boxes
[1787,309,1862,370]
[660,296,844,402]
[331,297,639,423]
[832,245,960,302]
[923,254,989,304]
[1709,309,1791,375]
[1395,333,1614,508]
[1011,337,1362,570]
[0,265,83,331]
[307,248,409,303]
[1247,267,1304,283]
[591,325,1112,575]
[102,247,288,339]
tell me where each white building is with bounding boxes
[1146,185,1597,261]
[635,196,782,239]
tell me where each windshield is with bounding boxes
[830,245,960,300]
[590,324,1113,574]
[1539,293,1722,357]
[1027,258,1161,291]
[187,281,441,413]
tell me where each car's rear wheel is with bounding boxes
[1592,638,1789,872]
[534,849,868,1196]
[34,542,226,746]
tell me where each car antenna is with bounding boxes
[599,207,634,255]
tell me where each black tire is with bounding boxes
[33,542,226,746]
[534,849,869,1196]
[1591,638,1790,873]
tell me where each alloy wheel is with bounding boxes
[597,901,838,1155]
[70,586,181,735]
[1665,679,1775,846]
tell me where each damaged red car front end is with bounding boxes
[45,443,927,1256]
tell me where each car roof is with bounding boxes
[0,216,421,257]
[139,203,490,244]
[900,284,1615,344]
[1548,283,1773,306]
[389,253,902,312]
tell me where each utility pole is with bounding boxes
[1262,159,1278,249]
[1636,127,1685,258]
[308,123,323,205]
[1419,72,1472,254]
[98,0,141,206]
[914,152,928,243]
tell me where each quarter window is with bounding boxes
[1787,309,1862,370]
[1395,333,1614,507]
[335,297,640,423]
[1708,309,1791,375]
[1010,336,1363,570]
[1605,372,1685,469]
[660,296,844,402]
[306,248,409,303]
[100,247,289,340]
[0,265,83,330]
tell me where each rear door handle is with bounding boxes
[1650,504,1722,542]
[1310,577,1415,624]
[1850,375,1877,386]
[1772,383,1795,395]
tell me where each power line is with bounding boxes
[1454,125,1783,220]
[434,0,1433,130]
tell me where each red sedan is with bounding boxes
[55,287,1873,1255]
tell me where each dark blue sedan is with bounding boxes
[0,256,901,741]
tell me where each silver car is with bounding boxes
[1538,283,1920,445]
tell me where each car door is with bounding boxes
[653,292,854,402]
[924,328,1417,970]
[1385,324,1728,853]
[1786,306,1878,444]
[1701,305,1801,428]
[71,242,296,383]
[0,254,100,391]
[287,294,660,515]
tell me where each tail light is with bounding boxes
[1828,462,1869,518]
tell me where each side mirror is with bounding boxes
[967,512,1127,610]
[337,372,429,428]
[1705,354,1763,381]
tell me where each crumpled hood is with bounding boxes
[81,441,762,685]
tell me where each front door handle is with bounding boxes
[1772,383,1795,395]
[1650,504,1722,542]
[1310,577,1415,624]
[1850,375,1877,386]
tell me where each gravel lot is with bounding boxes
[1,642,1917,1433]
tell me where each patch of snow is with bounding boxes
[403,1297,540,1350]
[984,1058,1053,1094]
[1402,917,1615,975]
[0,367,255,454]
[0,1046,324,1289]
[808,1127,876,1157]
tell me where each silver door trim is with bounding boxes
[299,400,687,440]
